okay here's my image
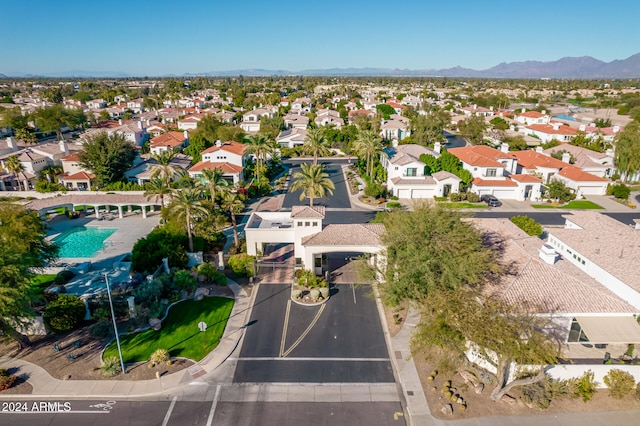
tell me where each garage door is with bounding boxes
[396,189,411,199]
[411,189,433,199]
[491,189,515,199]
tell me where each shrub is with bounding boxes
[466,192,479,203]
[0,369,17,391]
[172,270,196,292]
[101,356,121,377]
[228,253,255,277]
[510,215,544,237]
[292,289,302,299]
[213,271,227,285]
[43,294,86,333]
[133,278,164,306]
[568,370,598,402]
[604,369,636,399]
[449,192,462,202]
[364,182,386,198]
[319,287,329,299]
[150,348,169,364]
[131,228,189,274]
[520,376,569,409]
[197,262,218,281]
[295,269,327,288]
[433,196,447,202]
[54,269,76,285]
[310,289,320,301]
[611,183,631,200]
[387,201,402,209]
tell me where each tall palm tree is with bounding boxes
[168,188,209,252]
[303,128,331,165]
[220,191,245,248]
[199,167,229,204]
[14,128,37,145]
[353,129,383,180]
[244,134,273,185]
[40,165,63,183]
[289,163,335,207]
[150,150,184,184]
[144,176,172,208]
[4,155,24,190]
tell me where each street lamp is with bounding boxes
[104,272,126,375]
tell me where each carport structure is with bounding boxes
[24,193,162,219]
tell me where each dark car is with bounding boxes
[481,194,502,207]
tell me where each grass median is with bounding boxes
[532,200,603,209]
[103,296,234,363]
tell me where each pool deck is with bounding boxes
[46,211,161,270]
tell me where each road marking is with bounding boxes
[205,385,221,426]
[232,357,390,362]
[351,283,357,304]
[161,396,177,426]
[279,299,292,357]
[281,303,326,358]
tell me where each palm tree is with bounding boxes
[40,165,63,183]
[4,155,24,190]
[168,188,209,252]
[220,191,245,248]
[353,129,383,181]
[144,176,172,208]
[303,128,331,165]
[244,134,273,185]
[150,150,184,184]
[14,128,37,145]
[199,167,229,204]
[289,163,335,207]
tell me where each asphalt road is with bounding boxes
[0,399,406,426]
[472,211,640,226]
[281,161,351,209]
[234,284,393,383]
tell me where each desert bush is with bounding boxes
[292,289,302,299]
[43,294,86,333]
[150,348,169,364]
[295,269,327,288]
[197,262,218,281]
[604,369,636,399]
[133,278,163,306]
[568,370,598,402]
[364,182,386,198]
[510,215,544,237]
[310,289,320,301]
[101,356,121,377]
[449,192,462,202]
[466,192,479,202]
[0,369,17,391]
[611,183,631,200]
[319,287,329,298]
[520,376,569,409]
[228,253,255,277]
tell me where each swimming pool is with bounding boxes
[54,227,117,258]
[553,114,575,121]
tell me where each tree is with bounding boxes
[43,294,86,333]
[289,163,335,207]
[167,188,208,252]
[183,134,211,162]
[353,129,382,181]
[412,111,448,145]
[503,135,528,151]
[378,204,500,304]
[199,167,229,204]
[614,121,640,182]
[78,131,137,186]
[0,203,58,347]
[458,115,487,145]
[510,215,543,237]
[0,106,30,131]
[34,105,86,140]
[220,191,245,248]
[150,150,184,184]
[14,127,37,144]
[244,134,273,183]
[303,128,331,166]
[144,176,172,208]
[545,179,576,203]
[4,154,23,176]
[376,104,396,120]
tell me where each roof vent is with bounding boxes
[539,244,558,265]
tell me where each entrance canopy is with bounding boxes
[575,316,640,344]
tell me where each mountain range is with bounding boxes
[3,53,640,79]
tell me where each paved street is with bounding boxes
[282,162,352,209]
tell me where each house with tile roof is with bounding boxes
[514,109,551,126]
[448,145,543,201]
[314,110,344,129]
[381,143,460,199]
[543,143,614,178]
[177,114,204,131]
[276,128,307,149]
[188,140,247,184]
[380,119,410,141]
[525,122,577,143]
[149,131,189,155]
[283,113,309,130]
[461,105,494,117]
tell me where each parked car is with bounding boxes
[481,194,502,207]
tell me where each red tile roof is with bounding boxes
[59,171,95,181]
[61,153,80,162]
[527,123,577,136]
[510,174,542,183]
[518,111,545,118]
[511,150,566,170]
[188,161,243,174]
[150,131,187,148]
[472,178,518,187]
[201,141,246,156]
[558,165,609,182]
[447,146,505,167]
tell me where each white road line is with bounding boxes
[205,385,221,426]
[279,299,292,357]
[231,357,390,362]
[161,396,177,426]
[351,283,357,304]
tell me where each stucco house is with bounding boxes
[543,143,615,178]
[514,109,551,126]
[525,123,577,143]
[276,128,307,149]
[188,140,247,184]
[380,119,410,141]
[149,131,189,155]
[381,144,460,199]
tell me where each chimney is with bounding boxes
[613,125,620,133]
[183,130,189,139]
[473,104,477,110]
[552,123,560,131]
[6,136,15,151]
[433,141,441,154]
[521,108,526,113]
[215,140,222,147]
[137,120,143,130]
[118,118,123,125]
[196,107,200,114]
[146,119,151,127]
[391,139,399,147]
[536,146,543,153]
[542,110,546,115]
[539,244,558,265]
[561,152,571,163]
[500,142,509,153]
[634,219,640,230]
[579,124,586,131]
[59,140,69,154]
[489,106,494,111]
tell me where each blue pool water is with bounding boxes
[553,114,575,121]
[54,227,117,258]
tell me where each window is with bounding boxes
[312,222,317,226]
[305,221,310,226]
[297,221,302,226]
[314,257,322,268]
[406,168,417,177]
[486,168,497,177]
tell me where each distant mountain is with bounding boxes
[2,53,640,78]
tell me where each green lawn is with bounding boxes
[104,297,234,363]
[532,200,604,210]
[440,202,488,209]
[31,274,57,292]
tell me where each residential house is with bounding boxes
[348,109,375,124]
[363,99,378,111]
[188,140,247,184]
[385,100,406,115]
[543,143,614,178]
[380,119,410,141]
[276,128,307,149]
[461,105,494,117]
[125,153,191,185]
[448,144,543,201]
[290,97,311,112]
[514,109,551,126]
[578,124,622,142]
[110,120,147,146]
[58,171,95,191]
[149,131,189,155]
[127,98,144,113]
[283,113,309,130]
[86,99,107,109]
[240,107,275,133]
[177,113,204,131]
[381,143,460,199]
[215,110,236,124]
[314,109,344,128]
[511,149,609,196]
[400,95,421,108]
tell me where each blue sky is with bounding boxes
[2,0,639,76]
